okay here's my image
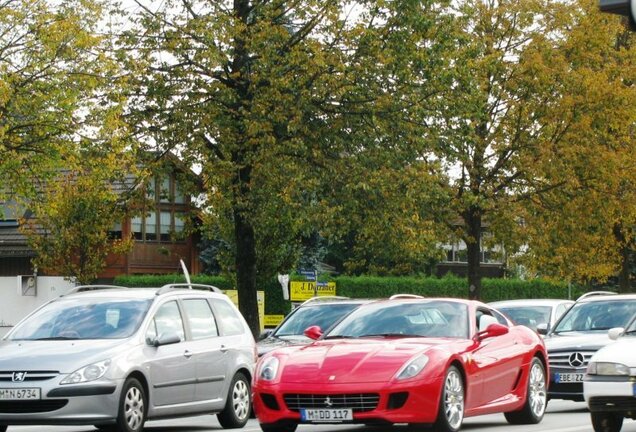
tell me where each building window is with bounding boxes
[133,175,189,243]
[159,176,171,203]
[132,216,143,240]
[174,183,185,204]
[108,222,123,240]
[145,212,157,241]
[160,211,171,242]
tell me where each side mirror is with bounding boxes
[536,323,549,335]
[152,332,182,347]
[475,323,509,341]
[608,327,625,341]
[258,329,273,341]
[304,325,323,340]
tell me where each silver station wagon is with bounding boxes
[0,284,256,432]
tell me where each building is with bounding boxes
[0,163,202,335]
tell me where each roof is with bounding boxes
[577,293,636,303]
[0,156,200,258]
[489,299,574,308]
[60,285,225,300]
[298,296,371,307]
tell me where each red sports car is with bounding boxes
[253,297,548,432]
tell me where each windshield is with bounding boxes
[498,306,551,329]
[552,299,636,334]
[327,300,469,339]
[9,297,152,341]
[274,303,361,337]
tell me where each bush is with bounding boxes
[113,274,581,316]
[113,274,289,315]
[335,274,581,302]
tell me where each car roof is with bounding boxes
[364,297,475,307]
[576,293,636,303]
[59,285,227,301]
[297,296,373,307]
[489,299,573,307]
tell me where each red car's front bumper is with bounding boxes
[253,376,444,427]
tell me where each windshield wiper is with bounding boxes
[34,336,80,340]
[623,329,636,335]
[323,335,357,339]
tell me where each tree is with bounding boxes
[428,0,631,299]
[0,0,123,199]
[23,169,135,285]
[123,0,457,335]
[519,0,636,291]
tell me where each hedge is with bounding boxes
[113,273,583,316]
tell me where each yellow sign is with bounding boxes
[264,315,284,328]
[290,281,336,301]
[224,290,265,330]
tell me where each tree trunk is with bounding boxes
[618,245,631,293]
[234,207,260,338]
[230,0,260,338]
[464,207,482,300]
[613,222,632,293]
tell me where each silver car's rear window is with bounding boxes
[8,298,152,340]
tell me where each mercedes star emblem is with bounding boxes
[568,352,585,368]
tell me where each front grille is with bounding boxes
[549,382,583,393]
[0,371,59,382]
[589,396,636,412]
[0,400,68,413]
[548,351,595,369]
[284,393,380,412]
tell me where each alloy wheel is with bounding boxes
[528,361,547,418]
[232,377,250,421]
[443,368,464,430]
[124,384,145,431]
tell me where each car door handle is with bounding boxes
[220,345,228,353]
[183,350,193,358]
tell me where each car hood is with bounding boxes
[276,338,447,384]
[544,332,611,352]
[591,338,636,366]
[0,339,133,373]
[257,335,309,357]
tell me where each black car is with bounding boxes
[543,292,636,402]
[257,296,370,357]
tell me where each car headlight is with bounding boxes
[259,357,280,381]
[396,354,429,380]
[587,361,630,376]
[60,360,111,385]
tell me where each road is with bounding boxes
[7,400,636,432]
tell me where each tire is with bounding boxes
[591,412,624,432]
[433,365,465,432]
[114,377,147,432]
[505,357,547,424]
[0,425,7,432]
[217,372,251,429]
[259,424,298,432]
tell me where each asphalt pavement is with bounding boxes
[7,400,635,432]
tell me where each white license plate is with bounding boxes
[0,388,41,400]
[554,373,584,383]
[300,408,353,423]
